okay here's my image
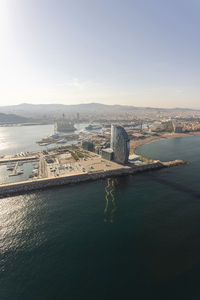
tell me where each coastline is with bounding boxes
[0,122,53,127]
[130,131,200,154]
[0,160,186,198]
[0,129,193,198]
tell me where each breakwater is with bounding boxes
[0,160,186,198]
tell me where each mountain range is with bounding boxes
[0,103,196,119]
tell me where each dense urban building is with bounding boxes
[81,141,95,152]
[110,125,130,164]
[101,148,114,161]
[173,123,183,133]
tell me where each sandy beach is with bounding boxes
[130,131,200,154]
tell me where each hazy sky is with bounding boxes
[1,0,200,108]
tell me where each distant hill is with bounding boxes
[0,103,197,119]
[0,112,30,124]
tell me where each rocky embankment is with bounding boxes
[0,160,186,198]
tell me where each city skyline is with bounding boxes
[1,0,200,108]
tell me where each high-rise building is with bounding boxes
[111,125,130,164]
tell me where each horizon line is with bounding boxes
[0,102,200,111]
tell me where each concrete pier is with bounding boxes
[0,159,186,198]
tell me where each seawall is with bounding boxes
[0,160,186,198]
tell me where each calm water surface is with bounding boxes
[0,125,54,156]
[0,124,88,184]
[0,123,89,156]
[1,134,200,299]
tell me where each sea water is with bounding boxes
[1,132,200,299]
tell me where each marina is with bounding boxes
[0,158,38,185]
[8,162,23,177]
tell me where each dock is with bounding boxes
[0,156,38,165]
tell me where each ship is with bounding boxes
[7,164,15,171]
[54,121,76,133]
[9,170,24,176]
[85,124,102,131]
[56,139,66,144]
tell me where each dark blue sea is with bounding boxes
[1,134,200,299]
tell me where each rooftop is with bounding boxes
[101,148,113,153]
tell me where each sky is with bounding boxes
[1,0,200,108]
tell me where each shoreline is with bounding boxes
[0,130,194,198]
[130,131,200,154]
[0,122,53,127]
